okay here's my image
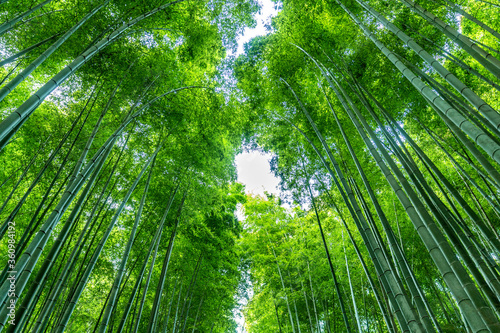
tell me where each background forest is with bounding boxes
[0,0,499,332]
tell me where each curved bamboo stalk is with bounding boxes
[0,84,199,322]
[396,56,500,190]
[286,120,409,332]
[354,0,500,133]
[6,152,104,333]
[321,184,396,333]
[132,187,182,333]
[130,223,164,333]
[370,100,500,314]
[362,82,500,281]
[319,76,439,331]
[26,139,128,333]
[0,33,61,67]
[299,40,498,332]
[336,2,500,181]
[13,212,82,333]
[96,157,155,333]
[145,192,186,333]
[0,80,98,238]
[340,74,500,331]
[283,77,423,332]
[0,141,114,331]
[0,0,54,36]
[0,2,107,103]
[443,0,500,40]
[65,65,133,191]
[351,87,500,332]
[0,138,114,317]
[400,0,500,77]
[398,21,500,91]
[360,81,500,257]
[307,127,402,332]
[342,63,500,292]
[0,0,187,150]
[466,36,500,54]
[423,121,500,216]
[0,0,109,102]
[53,143,162,332]
[114,184,180,333]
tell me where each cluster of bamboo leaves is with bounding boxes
[0,0,259,332]
[2,0,500,332]
[235,0,500,332]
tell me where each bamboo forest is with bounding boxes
[2,0,500,332]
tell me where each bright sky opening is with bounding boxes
[234,0,280,198]
[235,151,280,196]
[235,0,279,55]
[233,1,279,332]
[234,0,280,197]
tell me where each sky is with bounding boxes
[233,1,279,332]
[233,151,279,332]
[235,151,279,196]
[235,0,279,55]
[234,0,280,197]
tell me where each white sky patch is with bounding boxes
[234,0,279,56]
[234,149,286,333]
[232,2,279,331]
[235,150,280,197]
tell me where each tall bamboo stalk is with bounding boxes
[0,2,108,102]
[400,0,500,77]
[115,183,180,333]
[53,143,162,332]
[0,0,54,36]
[354,0,500,132]
[0,0,188,151]
[97,157,155,333]
[146,192,186,333]
[0,33,60,67]
[283,77,422,332]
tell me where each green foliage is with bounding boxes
[1,0,500,332]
